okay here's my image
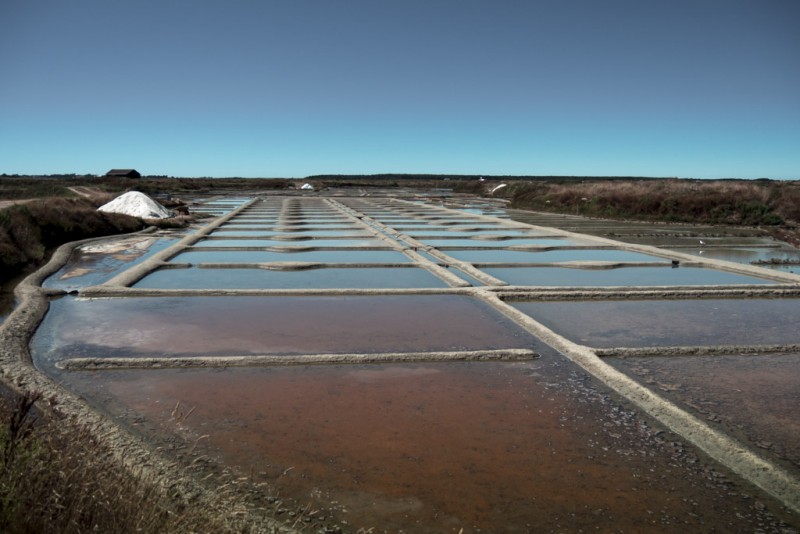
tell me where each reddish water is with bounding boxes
[62,357,797,533]
[33,295,536,360]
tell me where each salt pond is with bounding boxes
[24,194,800,532]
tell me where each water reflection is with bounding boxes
[485,265,774,286]
[33,295,536,364]
[135,267,450,289]
[43,234,181,291]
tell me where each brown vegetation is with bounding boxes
[500,179,800,227]
[0,198,146,283]
[0,176,292,201]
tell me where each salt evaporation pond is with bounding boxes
[667,246,800,266]
[32,295,535,362]
[49,353,792,532]
[135,266,450,289]
[43,234,182,291]
[444,248,668,264]
[417,237,589,248]
[169,249,412,264]
[485,265,776,287]
[606,352,800,472]
[511,298,800,348]
[25,194,800,532]
[193,238,388,248]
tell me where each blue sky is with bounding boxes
[1,1,798,178]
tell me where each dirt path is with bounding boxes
[68,186,106,199]
[0,198,36,209]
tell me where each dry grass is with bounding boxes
[0,391,211,533]
[505,179,799,226]
[0,198,145,283]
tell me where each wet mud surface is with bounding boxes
[43,234,182,291]
[608,353,800,474]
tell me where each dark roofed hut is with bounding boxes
[105,169,141,178]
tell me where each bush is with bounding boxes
[0,198,145,283]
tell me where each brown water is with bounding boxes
[60,355,797,532]
[32,295,536,363]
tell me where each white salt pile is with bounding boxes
[98,191,172,219]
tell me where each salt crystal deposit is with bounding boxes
[98,191,172,219]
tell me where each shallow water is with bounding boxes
[607,353,800,471]
[444,248,668,264]
[511,298,800,348]
[211,229,373,238]
[484,266,776,287]
[24,194,800,532]
[208,230,375,238]
[667,246,800,266]
[32,295,536,363]
[194,238,387,248]
[134,267,450,289]
[417,237,586,248]
[170,249,411,264]
[52,355,793,532]
[407,229,534,237]
[43,235,181,291]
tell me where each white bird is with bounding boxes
[699,240,706,245]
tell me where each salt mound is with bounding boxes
[98,191,172,219]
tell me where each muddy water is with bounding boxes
[511,298,800,348]
[607,353,800,473]
[32,295,536,364]
[60,353,797,532]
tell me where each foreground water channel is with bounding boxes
[29,193,800,532]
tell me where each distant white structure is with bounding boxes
[98,191,171,219]
[489,183,507,195]
[300,183,315,191]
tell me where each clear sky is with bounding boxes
[1,0,798,179]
